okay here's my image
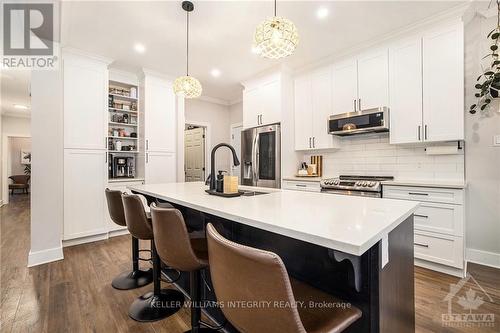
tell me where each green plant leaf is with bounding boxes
[486,71,495,75]
[485,98,492,104]
[470,109,477,114]
[491,45,498,51]
[493,32,500,39]
[475,84,483,89]
[481,104,487,110]
[470,104,477,109]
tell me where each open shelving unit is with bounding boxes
[107,80,142,181]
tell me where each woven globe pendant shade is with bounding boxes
[254,16,299,59]
[173,75,202,99]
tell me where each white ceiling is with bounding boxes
[1,70,31,118]
[61,1,464,102]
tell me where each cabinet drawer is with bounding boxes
[414,232,463,268]
[383,185,463,205]
[414,203,463,236]
[282,180,321,192]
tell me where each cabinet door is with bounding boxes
[332,60,358,115]
[64,60,107,149]
[294,77,313,150]
[423,23,464,142]
[145,78,176,152]
[311,68,336,149]
[64,149,107,239]
[357,49,389,110]
[389,39,423,144]
[145,152,176,184]
[242,86,260,129]
[260,78,281,126]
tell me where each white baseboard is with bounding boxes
[109,228,129,238]
[466,248,500,269]
[63,233,108,247]
[28,244,64,267]
[415,258,465,278]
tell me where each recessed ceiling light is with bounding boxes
[210,69,221,78]
[316,7,329,19]
[134,43,146,54]
[14,104,29,110]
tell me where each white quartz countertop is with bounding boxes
[128,182,419,256]
[381,179,467,189]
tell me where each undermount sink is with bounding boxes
[241,190,269,196]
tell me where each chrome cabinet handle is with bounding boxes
[313,137,315,148]
[296,184,307,187]
[358,98,361,111]
[146,139,149,151]
[424,125,428,140]
[105,152,107,163]
[409,192,429,196]
[105,137,107,149]
[309,137,312,148]
[146,153,149,163]
[414,214,429,218]
[418,125,421,141]
[353,99,357,112]
[414,243,429,248]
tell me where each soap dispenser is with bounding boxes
[216,171,226,193]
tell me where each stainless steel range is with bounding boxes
[320,175,394,198]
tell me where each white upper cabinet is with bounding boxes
[332,60,358,115]
[242,86,260,129]
[143,75,177,152]
[294,68,340,151]
[311,68,335,149]
[242,72,283,129]
[389,39,423,144]
[357,49,389,110]
[145,152,176,184]
[294,76,313,150]
[422,23,464,142]
[63,53,108,150]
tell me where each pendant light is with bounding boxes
[173,1,202,98]
[253,0,299,59]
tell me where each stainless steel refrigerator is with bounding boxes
[241,124,281,188]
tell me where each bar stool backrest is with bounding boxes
[150,204,206,272]
[105,189,126,227]
[122,194,153,240]
[206,223,306,333]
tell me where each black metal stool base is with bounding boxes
[111,268,153,290]
[128,289,185,322]
[183,329,219,333]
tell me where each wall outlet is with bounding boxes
[494,135,500,147]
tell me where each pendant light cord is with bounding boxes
[274,0,277,16]
[186,10,189,76]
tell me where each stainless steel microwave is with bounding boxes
[328,107,389,136]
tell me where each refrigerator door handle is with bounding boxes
[254,133,260,185]
[251,132,258,185]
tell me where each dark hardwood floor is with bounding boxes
[1,194,499,332]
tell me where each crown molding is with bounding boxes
[198,95,231,106]
[229,98,242,106]
[61,47,113,65]
[294,2,472,76]
[140,68,176,82]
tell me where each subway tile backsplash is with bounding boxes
[303,134,465,182]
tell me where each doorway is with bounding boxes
[230,123,243,182]
[184,124,206,182]
[2,135,32,206]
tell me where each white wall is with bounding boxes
[303,135,465,182]
[229,102,243,125]
[463,4,500,267]
[185,99,232,173]
[9,137,31,176]
[28,70,64,266]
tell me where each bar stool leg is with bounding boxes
[112,237,153,290]
[128,240,185,322]
[184,270,218,333]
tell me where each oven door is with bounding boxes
[321,189,381,198]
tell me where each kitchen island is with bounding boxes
[130,182,419,333]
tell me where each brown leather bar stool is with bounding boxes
[105,189,153,290]
[206,223,363,333]
[122,194,185,322]
[150,204,219,333]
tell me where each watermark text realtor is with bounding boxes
[2,2,59,70]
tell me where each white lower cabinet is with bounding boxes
[145,152,177,184]
[383,184,465,277]
[282,180,321,192]
[64,149,107,240]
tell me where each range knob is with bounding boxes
[369,182,376,187]
[355,181,361,186]
[334,180,340,185]
[362,181,368,187]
